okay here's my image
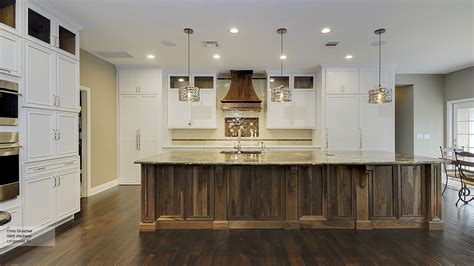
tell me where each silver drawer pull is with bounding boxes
[32,166,46,171]
[64,161,74,165]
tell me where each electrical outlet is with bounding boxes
[424,134,431,140]
[416,133,424,140]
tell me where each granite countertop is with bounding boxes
[135,150,445,165]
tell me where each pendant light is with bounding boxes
[179,28,200,102]
[369,28,392,104]
[271,28,292,102]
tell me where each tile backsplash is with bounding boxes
[225,117,259,137]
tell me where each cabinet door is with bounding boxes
[25,41,56,108]
[119,71,138,94]
[292,90,315,128]
[191,90,216,128]
[138,71,158,94]
[119,141,139,184]
[0,29,21,76]
[57,55,79,111]
[24,174,55,231]
[325,69,342,93]
[341,68,359,93]
[267,89,292,128]
[359,69,377,94]
[138,96,158,142]
[26,7,53,47]
[120,95,139,142]
[167,90,192,128]
[359,95,394,152]
[326,95,359,151]
[57,112,78,157]
[57,24,78,59]
[328,166,356,221]
[157,166,186,219]
[0,0,21,34]
[25,108,56,162]
[56,169,80,220]
[254,166,285,220]
[186,166,214,220]
[227,166,254,220]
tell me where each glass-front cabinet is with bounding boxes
[26,3,79,59]
[0,0,22,34]
[269,76,290,88]
[294,76,314,89]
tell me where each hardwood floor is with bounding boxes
[1,185,474,265]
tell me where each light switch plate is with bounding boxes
[416,133,424,140]
[424,134,431,140]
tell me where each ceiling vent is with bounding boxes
[324,41,340,47]
[202,41,219,48]
[92,51,134,59]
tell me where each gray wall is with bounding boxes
[395,74,445,157]
[445,66,474,101]
[395,85,414,155]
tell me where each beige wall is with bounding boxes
[80,49,118,188]
[395,85,414,155]
[445,66,474,102]
[171,78,313,146]
[396,74,445,157]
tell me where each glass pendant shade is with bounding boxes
[179,85,200,102]
[369,28,393,104]
[179,28,200,102]
[369,85,392,104]
[271,28,292,103]
[271,84,292,102]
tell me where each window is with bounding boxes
[453,101,474,153]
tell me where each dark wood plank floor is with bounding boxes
[1,185,474,265]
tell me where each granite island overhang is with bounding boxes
[136,151,445,231]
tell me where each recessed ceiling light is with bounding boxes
[147,54,155,59]
[213,54,221,59]
[345,54,353,59]
[230,27,239,34]
[280,54,287,60]
[321,27,331,34]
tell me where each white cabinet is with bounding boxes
[0,0,23,35]
[119,95,158,184]
[325,95,359,151]
[24,161,80,232]
[119,70,159,95]
[24,41,55,108]
[320,65,395,152]
[167,74,216,129]
[0,29,22,76]
[25,3,79,60]
[25,108,78,162]
[57,54,79,111]
[325,68,359,94]
[266,74,316,129]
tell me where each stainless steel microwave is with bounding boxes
[0,79,19,126]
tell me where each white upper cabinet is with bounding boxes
[325,68,358,94]
[57,54,79,111]
[24,41,55,108]
[0,0,23,35]
[266,74,316,129]
[24,108,78,162]
[167,74,217,129]
[0,29,22,76]
[119,70,159,95]
[26,2,79,60]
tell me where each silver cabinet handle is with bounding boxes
[53,129,57,140]
[52,36,56,47]
[53,176,57,187]
[359,128,362,149]
[138,130,141,150]
[325,128,329,150]
[64,161,74,166]
[57,96,60,107]
[136,130,140,150]
[58,176,61,187]
[57,130,61,140]
[32,166,46,171]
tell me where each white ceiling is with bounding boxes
[43,0,474,74]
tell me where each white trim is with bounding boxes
[80,86,92,198]
[446,97,474,146]
[88,179,118,197]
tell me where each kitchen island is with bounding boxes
[136,151,444,231]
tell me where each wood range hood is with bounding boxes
[221,70,262,111]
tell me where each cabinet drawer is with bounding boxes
[25,158,79,176]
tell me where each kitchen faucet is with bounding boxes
[234,125,242,154]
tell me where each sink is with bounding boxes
[220,150,262,155]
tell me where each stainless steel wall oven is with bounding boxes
[0,132,20,202]
[0,79,19,126]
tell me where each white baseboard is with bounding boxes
[88,179,118,197]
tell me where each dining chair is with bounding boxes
[439,146,463,195]
[454,150,474,206]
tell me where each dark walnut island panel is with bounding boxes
[136,151,444,231]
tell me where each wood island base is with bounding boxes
[140,162,443,231]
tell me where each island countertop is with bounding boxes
[135,150,444,165]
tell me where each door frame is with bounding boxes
[446,97,474,147]
[80,86,92,197]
